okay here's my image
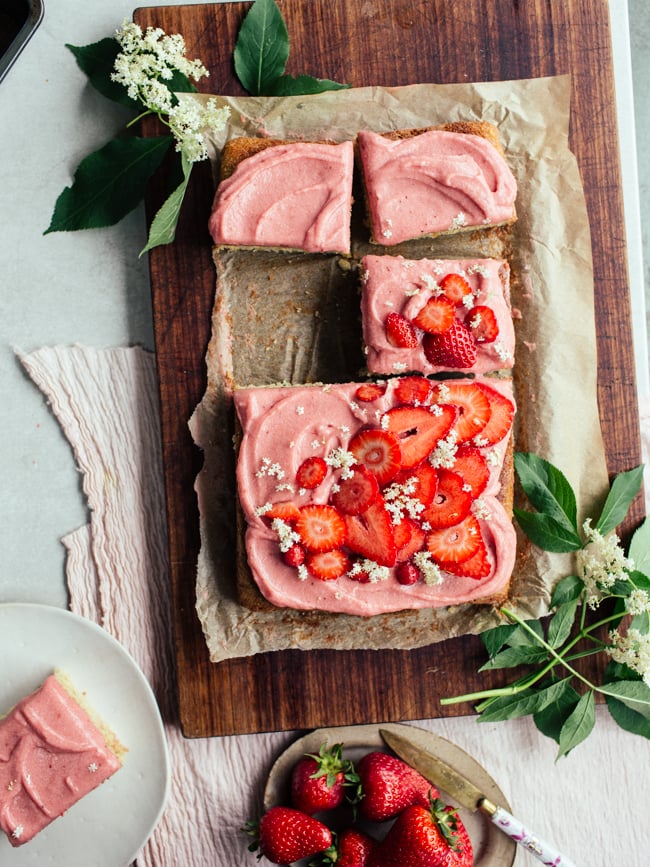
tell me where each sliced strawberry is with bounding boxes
[422,319,478,368]
[396,520,427,562]
[355,382,387,402]
[395,562,420,585]
[422,469,473,529]
[412,296,456,334]
[437,382,490,443]
[265,501,301,522]
[282,544,306,567]
[466,304,499,343]
[441,537,492,579]
[296,456,327,489]
[394,376,433,406]
[349,428,402,485]
[440,272,473,306]
[426,513,483,563]
[385,312,418,348]
[394,462,439,506]
[295,504,347,553]
[393,517,414,550]
[474,383,515,445]
[306,548,351,580]
[343,500,396,567]
[331,465,380,515]
[453,446,490,497]
[384,405,456,469]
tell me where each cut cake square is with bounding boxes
[0,671,125,847]
[356,121,518,246]
[208,137,355,254]
[361,254,515,375]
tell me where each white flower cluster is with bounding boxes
[607,627,650,687]
[575,519,634,609]
[111,20,230,162]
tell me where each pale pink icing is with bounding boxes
[361,255,515,374]
[0,675,121,847]
[357,129,517,245]
[234,378,516,616]
[208,140,354,253]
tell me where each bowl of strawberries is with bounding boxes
[245,723,515,866]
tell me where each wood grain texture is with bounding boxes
[133,0,644,737]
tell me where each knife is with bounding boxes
[380,729,577,867]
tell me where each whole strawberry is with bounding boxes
[367,799,473,867]
[318,828,378,867]
[356,751,438,822]
[291,742,360,814]
[246,805,332,864]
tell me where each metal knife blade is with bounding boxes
[379,728,578,867]
[380,728,485,812]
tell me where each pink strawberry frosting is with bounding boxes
[361,255,515,374]
[357,129,517,245]
[234,378,516,616]
[0,675,122,847]
[208,140,354,253]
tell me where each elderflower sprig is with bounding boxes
[442,453,650,758]
[44,1,349,255]
[45,20,230,254]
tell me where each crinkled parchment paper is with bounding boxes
[189,76,609,663]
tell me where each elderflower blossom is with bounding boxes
[575,518,634,609]
[607,628,650,687]
[111,20,230,163]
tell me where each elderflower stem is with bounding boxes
[126,109,156,128]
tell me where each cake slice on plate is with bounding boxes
[208,137,355,254]
[357,121,517,246]
[232,376,516,616]
[0,670,125,847]
[361,254,515,375]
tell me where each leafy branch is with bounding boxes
[45,0,349,254]
[442,453,650,757]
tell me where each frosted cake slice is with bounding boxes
[357,122,517,246]
[361,254,515,375]
[0,671,125,847]
[208,138,354,254]
[233,376,516,616]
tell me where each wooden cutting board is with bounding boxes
[134,0,644,737]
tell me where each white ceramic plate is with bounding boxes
[264,723,516,867]
[0,603,170,867]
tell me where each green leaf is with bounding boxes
[557,691,595,757]
[629,518,650,579]
[140,152,193,254]
[234,0,290,95]
[479,679,571,723]
[599,680,650,719]
[267,73,351,95]
[45,136,173,233]
[504,619,544,647]
[67,39,139,108]
[514,453,579,533]
[481,624,518,658]
[550,574,584,607]
[533,680,581,743]
[604,664,650,739]
[514,508,582,553]
[547,599,579,649]
[479,645,549,671]
[595,465,644,536]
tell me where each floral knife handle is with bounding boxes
[484,801,578,867]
